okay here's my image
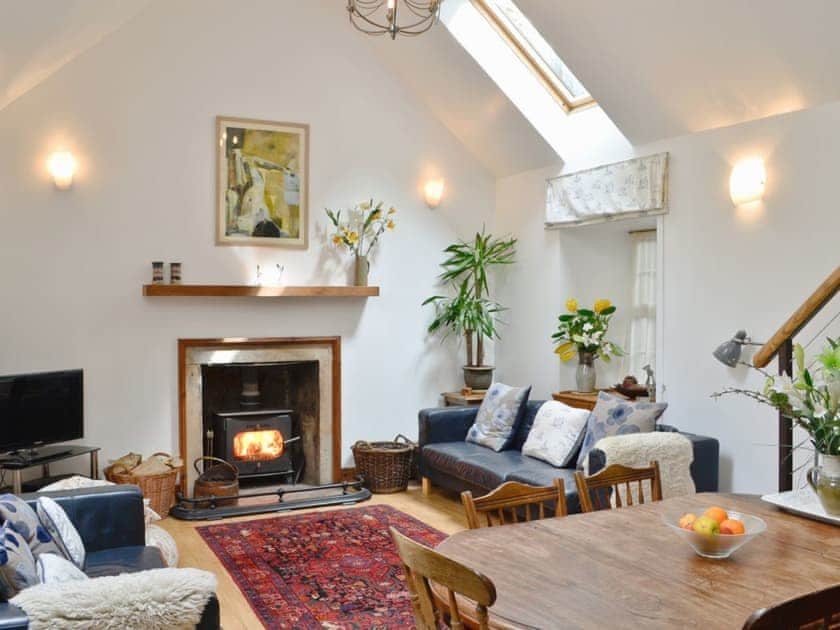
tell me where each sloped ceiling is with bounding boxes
[517,0,840,144]
[0,0,151,112]
[364,24,556,177]
[7,0,840,174]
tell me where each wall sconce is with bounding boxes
[424,178,445,209]
[729,158,765,205]
[47,151,77,190]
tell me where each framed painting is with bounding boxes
[216,116,309,248]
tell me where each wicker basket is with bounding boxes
[105,452,181,517]
[352,434,416,494]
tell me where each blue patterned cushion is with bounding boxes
[0,494,61,558]
[576,392,668,468]
[0,521,39,599]
[466,383,531,452]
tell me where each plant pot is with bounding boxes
[808,452,840,515]
[354,254,369,287]
[463,365,494,390]
[576,351,596,393]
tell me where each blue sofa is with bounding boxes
[419,401,720,513]
[0,485,219,629]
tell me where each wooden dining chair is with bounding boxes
[742,584,840,629]
[390,526,497,630]
[574,461,662,513]
[460,479,567,529]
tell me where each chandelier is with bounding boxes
[347,0,443,39]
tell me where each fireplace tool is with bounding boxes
[170,476,371,520]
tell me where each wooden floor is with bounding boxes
[157,482,467,630]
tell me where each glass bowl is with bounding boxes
[661,508,767,559]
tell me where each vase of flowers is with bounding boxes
[326,200,396,286]
[553,298,624,393]
[714,337,840,514]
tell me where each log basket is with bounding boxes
[352,434,416,494]
[193,456,240,507]
[104,451,181,517]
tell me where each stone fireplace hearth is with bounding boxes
[178,337,341,495]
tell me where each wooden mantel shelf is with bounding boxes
[142,284,379,298]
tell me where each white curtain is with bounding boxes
[624,231,657,381]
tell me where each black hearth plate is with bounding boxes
[169,479,372,521]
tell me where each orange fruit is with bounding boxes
[720,518,746,535]
[703,506,728,525]
[678,513,697,530]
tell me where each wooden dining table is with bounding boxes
[433,493,840,629]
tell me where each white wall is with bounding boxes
[0,0,495,476]
[494,163,637,397]
[494,102,840,494]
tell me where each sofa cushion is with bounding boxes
[84,546,166,578]
[576,392,667,468]
[466,383,531,451]
[0,523,39,600]
[36,554,88,585]
[522,401,591,468]
[36,497,85,569]
[422,443,507,489]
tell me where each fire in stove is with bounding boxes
[233,429,285,461]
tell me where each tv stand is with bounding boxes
[0,445,100,494]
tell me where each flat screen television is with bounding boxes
[0,369,83,455]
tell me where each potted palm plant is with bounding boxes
[423,230,516,389]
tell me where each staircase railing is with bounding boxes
[753,265,840,491]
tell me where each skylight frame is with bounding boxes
[470,0,595,113]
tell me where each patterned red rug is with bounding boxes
[197,504,446,629]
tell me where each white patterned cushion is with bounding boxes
[522,401,591,468]
[36,497,86,569]
[35,553,88,585]
[466,383,531,452]
[576,392,668,468]
[0,522,39,599]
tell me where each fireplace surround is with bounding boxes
[178,337,341,495]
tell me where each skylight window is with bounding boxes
[471,0,593,111]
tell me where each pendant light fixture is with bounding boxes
[347,0,442,39]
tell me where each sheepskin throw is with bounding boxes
[585,431,696,502]
[12,568,217,630]
[466,383,531,451]
[522,401,591,467]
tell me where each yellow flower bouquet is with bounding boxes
[552,298,623,363]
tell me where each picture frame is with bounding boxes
[216,116,309,248]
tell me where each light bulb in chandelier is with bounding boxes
[347,0,442,40]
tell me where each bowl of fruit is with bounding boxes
[662,505,766,559]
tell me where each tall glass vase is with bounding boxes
[354,254,369,287]
[808,452,840,515]
[576,350,596,393]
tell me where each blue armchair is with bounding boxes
[0,485,219,629]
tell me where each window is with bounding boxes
[470,0,594,112]
[624,230,657,383]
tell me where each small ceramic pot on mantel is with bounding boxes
[354,254,369,287]
[463,365,494,390]
[575,350,596,393]
[808,452,840,515]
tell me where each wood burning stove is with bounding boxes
[213,409,302,482]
